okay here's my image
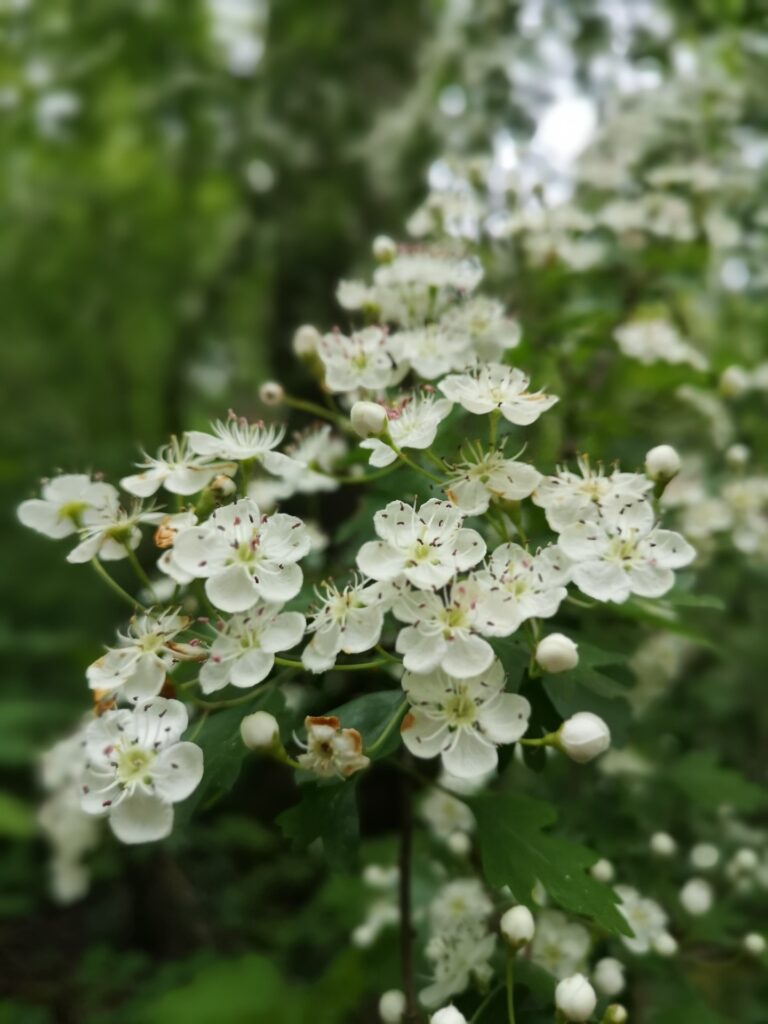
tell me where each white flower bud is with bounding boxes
[372,234,397,262]
[351,400,388,438]
[653,932,678,957]
[725,443,750,468]
[430,1007,468,1024]
[689,843,719,870]
[378,989,406,1023]
[719,364,751,398]
[555,974,597,1022]
[593,957,625,998]
[240,711,280,751]
[210,474,237,497]
[559,712,611,764]
[604,1005,628,1024]
[590,858,615,883]
[446,831,471,857]
[258,381,285,406]
[732,847,758,872]
[743,932,766,957]
[650,831,677,857]
[679,877,713,916]
[292,324,321,358]
[645,444,681,481]
[535,633,579,674]
[500,905,535,948]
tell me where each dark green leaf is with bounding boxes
[277,780,360,869]
[669,752,765,812]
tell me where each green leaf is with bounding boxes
[277,780,360,869]
[472,791,630,936]
[0,791,36,839]
[543,667,631,742]
[326,689,404,759]
[669,752,765,812]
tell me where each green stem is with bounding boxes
[124,545,156,598]
[375,644,400,664]
[388,440,443,484]
[335,463,400,486]
[489,409,500,448]
[91,558,147,611]
[193,689,264,711]
[284,395,350,431]
[274,656,387,672]
[506,952,516,1024]
[368,700,408,756]
[422,449,447,472]
[188,710,209,741]
[470,984,505,1024]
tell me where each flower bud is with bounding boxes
[259,381,285,406]
[650,831,677,857]
[430,1008,467,1024]
[446,831,471,857]
[500,905,535,949]
[351,400,388,438]
[604,1005,628,1024]
[240,711,280,752]
[593,957,625,998]
[743,932,766,957]
[725,443,750,468]
[378,989,406,1023]
[292,324,321,358]
[210,474,237,498]
[555,974,597,1022]
[645,444,681,481]
[590,858,615,883]
[535,633,579,673]
[558,712,611,764]
[653,931,678,957]
[690,843,719,870]
[719,364,750,398]
[372,234,397,262]
[679,877,713,916]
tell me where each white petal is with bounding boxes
[442,729,498,778]
[172,527,228,577]
[646,529,696,569]
[66,534,103,564]
[627,564,675,598]
[152,742,204,802]
[400,708,450,759]
[254,560,303,603]
[357,540,406,581]
[341,607,383,654]
[185,430,225,457]
[206,565,260,613]
[572,562,630,602]
[396,626,445,673]
[229,649,274,686]
[441,634,495,679]
[260,611,306,653]
[18,499,77,538]
[558,521,611,561]
[109,792,174,844]
[360,439,397,468]
[479,693,531,744]
[120,468,165,498]
[453,528,486,571]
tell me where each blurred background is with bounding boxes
[2,1,767,1022]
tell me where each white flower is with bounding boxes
[472,543,570,635]
[558,501,695,603]
[690,843,719,870]
[743,933,766,957]
[536,634,579,674]
[555,974,597,1022]
[531,909,590,979]
[392,581,497,678]
[240,711,280,751]
[653,932,678,957]
[172,498,311,612]
[439,363,558,425]
[18,474,118,539]
[379,990,406,1024]
[276,425,347,493]
[650,831,677,857]
[444,443,541,515]
[351,400,388,438]
[186,416,295,473]
[615,885,668,954]
[87,609,196,702]
[80,698,203,844]
[120,436,235,497]
[360,392,453,467]
[388,324,470,379]
[593,957,625,998]
[199,605,305,692]
[302,577,385,673]
[429,878,492,932]
[500,905,535,948]
[439,297,521,363]
[430,1005,468,1024]
[532,455,652,531]
[369,251,483,326]
[613,318,708,371]
[679,877,713,916]
[357,499,485,591]
[318,326,399,393]
[420,925,496,1008]
[66,499,165,564]
[400,660,530,778]
[296,715,370,778]
[645,445,681,482]
[292,323,321,358]
[559,712,611,764]
[420,788,475,843]
[372,235,397,262]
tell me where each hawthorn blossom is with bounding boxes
[86,609,198,703]
[121,435,235,497]
[302,577,385,673]
[440,296,521,363]
[400,660,531,777]
[421,879,495,1007]
[472,543,570,635]
[444,443,541,515]
[296,715,370,778]
[392,581,497,677]
[186,415,296,474]
[276,425,347,493]
[615,885,669,955]
[531,910,591,979]
[18,474,118,539]
[613,318,708,372]
[199,605,305,692]
[420,788,476,844]
[388,323,470,379]
[155,511,198,584]
[439,363,558,425]
[357,499,485,591]
[318,326,399,393]
[558,501,695,603]
[80,698,203,844]
[360,392,453,467]
[532,455,652,531]
[172,498,310,612]
[66,498,164,564]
